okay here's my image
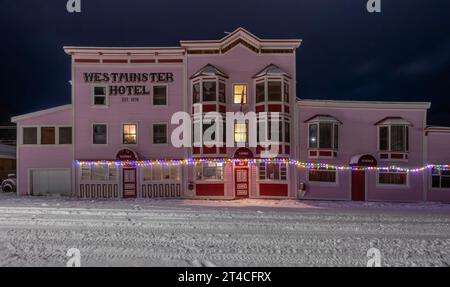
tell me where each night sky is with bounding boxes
[1,0,450,125]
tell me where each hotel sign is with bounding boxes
[83,72,174,100]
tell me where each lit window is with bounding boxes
[23,127,37,144]
[233,84,248,104]
[59,127,72,145]
[258,163,287,181]
[234,122,247,143]
[41,127,55,145]
[379,125,409,152]
[309,169,336,183]
[93,86,107,106]
[93,124,107,145]
[378,170,407,185]
[308,123,339,149]
[80,164,117,182]
[431,168,450,188]
[143,166,180,181]
[123,124,137,144]
[153,85,167,105]
[153,124,167,144]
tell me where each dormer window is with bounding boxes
[305,115,341,158]
[191,64,228,105]
[253,64,291,104]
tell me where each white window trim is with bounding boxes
[306,168,339,187]
[307,122,339,150]
[91,85,109,107]
[232,83,248,105]
[92,123,109,146]
[429,169,450,190]
[20,125,73,146]
[254,76,290,105]
[376,170,409,189]
[194,162,225,182]
[79,163,119,183]
[257,163,289,182]
[141,165,181,182]
[121,123,138,145]
[152,122,169,146]
[377,125,409,153]
[152,83,169,107]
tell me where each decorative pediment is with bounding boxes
[253,64,291,79]
[190,64,228,79]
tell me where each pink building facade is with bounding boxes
[11,28,450,202]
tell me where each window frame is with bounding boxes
[307,168,339,186]
[308,122,339,150]
[376,170,409,188]
[430,168,450,190]
[257,163,288,182]
[377,125,409,152]
[91,85,109,107]
[152,84,168,106]
[21,125,73,146]
[79,163,118,183]
[142,165,181,182]
[194,162,225,182]
[122,123,138,145]
[152,122,168,145]
[92,123,108,146]
[234,121,248,145]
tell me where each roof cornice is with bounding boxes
[298,100,431,110]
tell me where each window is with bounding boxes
[234,122,247,144]
[195,162,224,180]
[203,81,216,102]
[59,127,72,144]
[93,86,107,106]
[431,168,450,188]
[219,82,226,103]
[378,170,407,185]
[308,169,336,183]
[256,82,265,103]
[153,124,167,144]
[268,81,282,101]
[143,165,180,181]
[285,122,290,143]
[308,122,339,149]
[93,124,107,145]
[258,163,287,181]
[379,125,409,152]
[233,84,247,104]
[193,82,200,103]
[284,82,290,103]
[23,127,37,144]
[123,124,137,144]
[80,163,117,182]
[41,127,55,145]
[153,85,167,105]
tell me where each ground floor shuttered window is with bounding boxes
[142,165,180,181]
[195,162,224,181]
[80,164,117,182]
[431,168,450,188]
[378,171,407,185]
[308,169,336,183]
[258,163,287,181]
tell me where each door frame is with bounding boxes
[350,170,367,201]
[234,166,250,198]
[122,167,137,198]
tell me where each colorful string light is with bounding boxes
[75,159,449,173]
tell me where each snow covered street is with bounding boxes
[0,193,449,267]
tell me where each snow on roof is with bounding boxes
[253,64,291,78]
[11,105,72,123]
[190,64,229,79]
[304,114,342,124]
[0,144,15,159]
[374,116,413,126]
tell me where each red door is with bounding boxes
[351,170,365,201]
[123,168,137,198]
[235,168,249,198]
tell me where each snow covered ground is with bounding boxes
[0,192,449,267]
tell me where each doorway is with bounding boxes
[234,168,249,198]
[122,168,137,198]
[351,170,365,201]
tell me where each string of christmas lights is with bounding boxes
[75,158,449,173]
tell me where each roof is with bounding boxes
[64,47,185,56]
[298,99,431,110]
[190,64,229,79]
[374,117,413,126]
[0,144,15,159]
[11,105,72,123]
[253,64,291,79]
[304,114,342,124]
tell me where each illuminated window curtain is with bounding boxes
[233,84,247,104]
[234,123,247,143]
[123,124,137,144]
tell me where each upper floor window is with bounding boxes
[41,127,55,145]
[192,80,226,104]
[22,126,72,145]
[59,127,72,145]
[93,124,107,145]
[233,84,248,104]
[203,81,216,102]
[254,64,291,104]
[153,123,167,144]
[378,125,409,152]
[122,124,137,145]
[234,122,248,144]
[23,127,37,144]
[256,82,265,103]
[93,86,108,106]
[153,85,167,106]
[308,120,339,149]
[268,81,282,101]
